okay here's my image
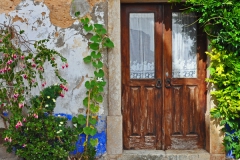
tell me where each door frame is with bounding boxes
[107,0,225,158]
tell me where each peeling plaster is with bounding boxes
[12,15,26,23]
[44,0,74,28]
[88,0,105,8]
[0,0,21,14]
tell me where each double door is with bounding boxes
[121,4,207,150]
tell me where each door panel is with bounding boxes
[122,4,163,150]
[121,4,206,150]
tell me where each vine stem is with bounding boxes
[84,89,91,159]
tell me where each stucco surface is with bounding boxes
[0,0,108,116]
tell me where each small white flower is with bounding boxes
[97,77,103,82]
[60,122,64,124]
[45,104,49,107]
[56,130,62,134]
[47,96,50,99]
[52,99,56,102]
[73,124,77,127]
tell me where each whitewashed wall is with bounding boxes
[0,0,108,127]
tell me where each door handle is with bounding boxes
[165,78,171,88]
[155,79,162,89]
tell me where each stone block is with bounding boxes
[209,117,225,154]
[210,154,225,160]
[107,0,121,116]
[165,150,210,160]
[118,150,166,160]
[107,116,122,155]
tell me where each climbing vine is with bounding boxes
[169,0,240,158]
[71,11,114,159]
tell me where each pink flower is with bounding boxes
[21,55,24,59]
[13,93,19,99]
[15,121,23,129]
[60,93,64,97]
[8,137,12,142]
[7,67,11,71]
[32,63,36,68]
[22,144,27,147]
[19,103,24,109]
[23,118,26,122]
[13,54,17,59]
[33,113,38,119]
[7,59,13,65]
[4,136,9,141]
[42,82,46,87]
[60,84,68,91]
[62,65,65,69]
[3,67,7,72]
[60,84,64,89]
[23,74,27,79]
[0,39,2,43]
[65,63,69,68]
[38,66,43,71]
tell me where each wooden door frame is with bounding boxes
[107,0,225,159]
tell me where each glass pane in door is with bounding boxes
[172,12,197,78]
[129,13,155,79]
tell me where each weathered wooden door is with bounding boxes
[121,4,207,150]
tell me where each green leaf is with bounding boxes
[83,56,91,63]
[83,127,97,136]
[90,43,99,50]
[96,28,107,35]
[91,51,101,59]
[94,69,104,77]
[85,81,92,89]
[103,38,114,48]
[94,24,103,29]
[90,138,98,147]
[95,95,103,103]
[89,116,97,125]
[83,97,89,107]
[83,24,93,32]
[90,35,101,43]
[92,61,103,68]
[77,115,86,125]
[98,81,106,87]
[90,104,99,113]
[97,86,104,92]
[72,117,77,124]
[81,17,89,25]
[75,11,80,17]
[20,30,24,34]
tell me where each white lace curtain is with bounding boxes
[129,13,155,79]
[172,12,197,78]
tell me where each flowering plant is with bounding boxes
[0,23,78,159]
[4,85,79,160]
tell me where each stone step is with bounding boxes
[118,149,210,160]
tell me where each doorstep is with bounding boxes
[116,149,210,160]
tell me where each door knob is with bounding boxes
[155,79,162,89]
[165,78,171,88]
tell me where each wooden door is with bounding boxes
[121,4,206,150]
